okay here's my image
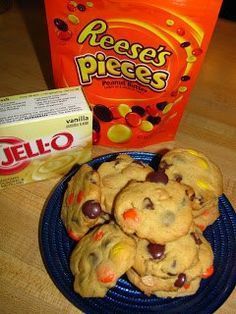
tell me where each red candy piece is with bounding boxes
[77,191,84,204]
[192,48,203,56]
[176,27,185,36]
[67,193,74,205]
[110,106,121,119]
[93,230,104,241]
[68,230,81,241]
[57,30,72,41]
[202,265,214,278]
[125,112,141,127]
[146,104,158,116]
[92,130,100,144]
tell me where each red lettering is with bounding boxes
[36,139,51,155]
[11,144,28,162]
[24,142,40,158]
[1,147,14,166]
[51,132,74,151]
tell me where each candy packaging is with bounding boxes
[44,0,222,148]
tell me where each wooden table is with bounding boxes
[0,2,235,313]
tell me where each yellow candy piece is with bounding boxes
[70,1,78,7]
[110,242,126,260]
[196,180,211,190]
[197,158,209,169]
[166,19,174,26]
[68,14,79,25]
[162,103,173,114]
[118,103,132,117]
[178,86,188,93]
[186,55,197,63]
[107,124,132,143]
[86,1,94,7]
[140,120,154,132]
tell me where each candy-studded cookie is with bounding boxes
[114,179,193,243]
[159,148,223,228]
[126,227,214,297]
[98,154,153,214]
[61,164,109,241]
[70,223,136,297]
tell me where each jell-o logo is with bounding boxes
[0,132,74,175]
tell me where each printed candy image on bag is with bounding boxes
[44,0,222,148]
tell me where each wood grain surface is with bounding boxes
[0,1,235,313]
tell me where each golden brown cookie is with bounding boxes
[159,148,223,227]
[61,164,109,240]
[126,227,214,297]
[114,180,193,243]
[98,154,153,214]
[70,223,136,297]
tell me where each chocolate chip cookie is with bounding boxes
[61,164,109,241]
[98,154,153,214]
[126,226,214,297]
[159,148,223,228]
[114,179,193,243]
[70,222,136,297]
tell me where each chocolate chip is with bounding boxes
[54,18,68,32]
[175,174,183,182]
[82,200,102,219]
[174,273,186,288]
[185,188,195,201]
[159,160,172,170]
[147,243,165,259]
[190,232,202,245]
[131,105,146,117]
[146,115,161,125]
[146,169,168,184]
[94,105,113,122]
[142,197,154,210]
[156,101,168,111]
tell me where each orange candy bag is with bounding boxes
[44,0,222,148]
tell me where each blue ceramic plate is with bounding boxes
[39,152,236,314]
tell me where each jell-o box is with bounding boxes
[0,87,92,190]
[44,0,223,148]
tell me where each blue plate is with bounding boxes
[39,151,236,314]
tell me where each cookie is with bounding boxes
[98,154,153,214]
[159,148,223,225]
[61,164,109,240]
[114,179,193,243]
[70,222,136,297]
[126,227,214,297]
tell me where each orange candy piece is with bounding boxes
[184,282,190,289]
[68,230,81,241]
[202,265,214,278]
[123,208,139,221]
[77,191,84,204]
[97,265,116,283]
[93,230,104,241]
[67,193,74,205]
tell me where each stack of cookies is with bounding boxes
[61,149,223,298]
